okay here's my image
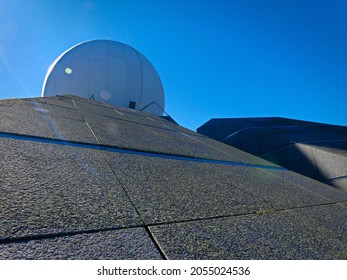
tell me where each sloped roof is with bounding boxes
[1,95,347,259]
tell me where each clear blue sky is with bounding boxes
[0,0,346,130]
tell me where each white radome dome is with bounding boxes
[42,40,165,116]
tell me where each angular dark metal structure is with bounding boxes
[197,117,347,191]
[1,97,347,259]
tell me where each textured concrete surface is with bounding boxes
[326,178,347,192]
[0,138,142,240]
[83,110,276,165]
[150,204,347,259]
[312,145,347,180]
[1,96,347,260]
[0,228,162,260]
[309,140,347,156]
[0,99,97,143]
[285,144,322,180]
[0,95,274,164]
[105,153,329,224]
[33,95,80,110]
[72,96,193,135]
[265,169,347,202]
[271,143,347,191]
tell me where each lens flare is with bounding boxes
[65,67,72,74]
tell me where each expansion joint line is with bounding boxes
[2,201,345,249]
[100,154,168,259]
[85,121,100,144]
[71,99,78,109]
[260,168,334,203]
[144,226,168,260]
[144,201,346,228]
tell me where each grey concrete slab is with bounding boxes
[72,97,275,166]
[326,178,347,192]
[73,98,165,128]
[50,117,99,143]
[340,202,347,208]
[31,101,84,121]
[310,145,347,180]
[105,153,328,224]
[0,97,36,108]
[263,144,323,181]
[61,95,213,139]
[0,106,97,143]
[0,108,53,137]
[33,95,80,110]
[0,138,143,240]
[149,204,347,259]
[0,96,83,121]
[81,111,278,165]
[83,112,225,160]
[308,140,347,156]
[5,96,276,166]
[0,228,162,260]
[72,96,199,136]
[264,169,347,202]
[285,144,322,181]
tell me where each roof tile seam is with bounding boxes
[146,201,347,228]
[71,99,78,109]
[63,97,101,145]
[2,106,85,123]
[85,121,100,144]
[77,107,182,133]
[100,153,147,226]
[94,131,150,228]
[113,108,124,116]
[41,95,182,134]
[1,201,343,245]
[0,224,145,245]
[32,100,80,112]
[203,136,278,167]
[201,137,242,156]
[55,95,132,114]
[179,132,205,144]
[66,96,158,120]
[144,227,168,260]
[0,131,286,170]
[260,169,342,202]
[44,114,85,123]
[54,96,180,131]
